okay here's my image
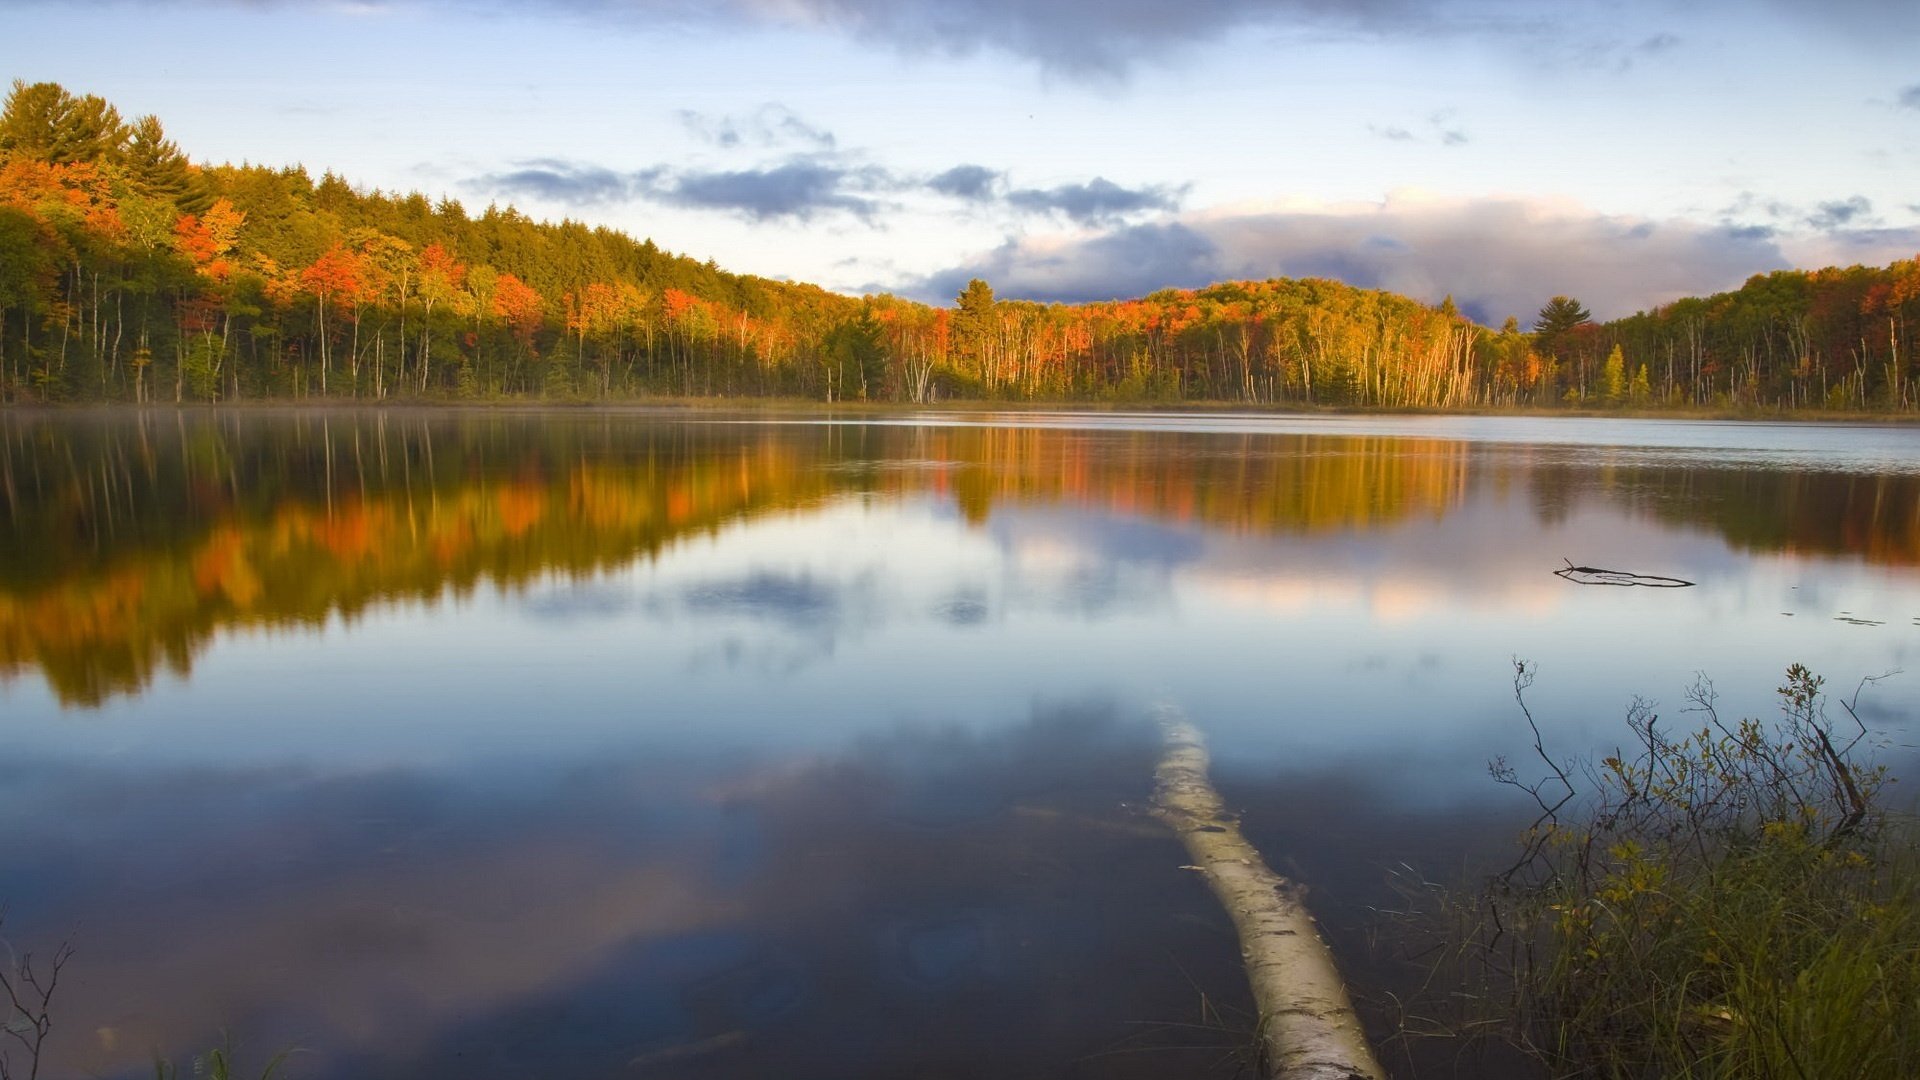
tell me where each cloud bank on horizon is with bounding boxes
[4,0,1918,323]
[904,195,1920,324]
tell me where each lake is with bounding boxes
[3,408,1917,1079]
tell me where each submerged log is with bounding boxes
[1151,706,1385,1080]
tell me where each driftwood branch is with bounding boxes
[1553,559,1694,588]
[1150,705,1385,1080]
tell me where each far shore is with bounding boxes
[6,396,1919,426]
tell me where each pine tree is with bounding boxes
[0,80,127,164]
[1532,295,1591,338]
[1532,295,1593,364]
[122,114,204,209]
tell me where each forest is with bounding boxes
[2,80,1916,412]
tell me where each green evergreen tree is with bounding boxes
[121,114,206,210]
[1532,295,1592,360]
[1533,295,1591,336]
[0,80,127,164]
[954,278,996,381]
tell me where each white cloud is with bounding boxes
[908,192,1920,324]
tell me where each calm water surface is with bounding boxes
[3,409,1917,1078]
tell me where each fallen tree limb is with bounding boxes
[1150,705,1385,1080]
[1553,559,1695,587]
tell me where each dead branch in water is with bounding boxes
[1553,559,1695,587]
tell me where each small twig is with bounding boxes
[0,914,72,1080]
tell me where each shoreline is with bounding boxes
[5,396,1918,426]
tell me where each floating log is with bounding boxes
[1151,706,1386,1080]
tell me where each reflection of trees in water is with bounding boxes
[1,414,1474,705]
[4,411,1912,705]
[1525,462,1920,567]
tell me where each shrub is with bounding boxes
[1449,664,1919,1079]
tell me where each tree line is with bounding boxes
[2,81,1915,411]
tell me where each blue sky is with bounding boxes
[3,0,1917,323]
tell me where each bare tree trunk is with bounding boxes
[1151,705,1385,1080]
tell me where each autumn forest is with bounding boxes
[2,80,1917,412]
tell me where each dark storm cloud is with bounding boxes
[901,197,1811,324]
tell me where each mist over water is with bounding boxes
[3,409,1917,1078]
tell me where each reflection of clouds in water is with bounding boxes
[988,507,1195,619]
[516,502,1202,667]
[989,506,1205,572]
[932,588,990,626]
[684,572,846,630]
[9,705,1266,1079]
[686,632,835,677]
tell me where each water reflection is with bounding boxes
[7,707,1262,1079]
[3,409,1918,1079]
[3,410,1916,707]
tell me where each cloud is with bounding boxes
[1002,177,1184,225]
[677,104,837,150]
[915,220,1220,307]
[897,193,1904,324]
[502,0,1915,78]
[1899,84,1920,110]
[1806,196,1873,230]
[34,0,1920,82]
[590,0,1451,79]
[927,164,1001,201]
[642,160,893,221]
[472,157,894,221]
[1368,111,1469,147]
[470,159,637,204]
[1634,31,1681,57]
[473,153,1182,227]
[1429,110,1470,145]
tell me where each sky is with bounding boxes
[3,0,1918,324]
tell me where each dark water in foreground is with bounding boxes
[3,409,1918,1078]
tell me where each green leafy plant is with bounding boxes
[1404,663,1919,1079]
